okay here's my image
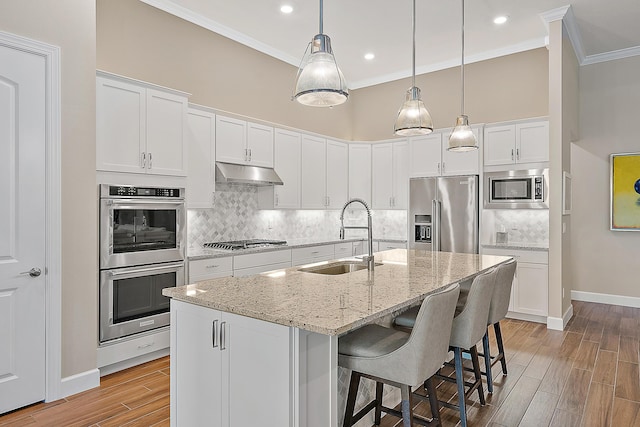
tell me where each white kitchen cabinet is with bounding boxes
[372,140,409,209]
[484,120,549,166]
[170,300,291,427]
[481,247,548,321]
[292,244,335,266]
[215,116,274,167]
[348,144,372,206]
[377,241,407,251]
[258,129,301,209]
[188,256,233,283]
[352,240,366,256]
[233,249,292,277]
[334,242,353,258]
[301,135,328,209]
[410,129,480,177]
[326,140,349,209]
[96,73,188,176]
[186,106,215,208]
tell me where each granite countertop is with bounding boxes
[164,249,511,336]
[482,242,549,251]
[187,237,408,260]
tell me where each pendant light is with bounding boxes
[394,0,433,136]
[293,0,348,107]
[448,0,478,151]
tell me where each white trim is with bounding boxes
[572,290,640,309]
[547,304,573,331]
[539,5,586,66]
[99,348,170,377]
[0,31,63,403]
[60,369,100,399]
[539,5,570,25]
[506,311,547,325]
[582,46,640,66]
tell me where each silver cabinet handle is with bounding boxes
[20,267,42,277]
[141,152,146,169]
[148,152,152,169]
[511,149,515,161]
[206,264,220,269]
[437,162,441,174]
[248,148,252,161]
[442,162,445,173]
[275,193,279,207]
[212,319,219,348]
[516,148,520,160]
[220,321,226,350]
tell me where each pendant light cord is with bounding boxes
[319,0,324,34]
[412,0,416,88]
[460,0,465,115]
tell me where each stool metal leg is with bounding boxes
[470,345,486,406]
[482,331,494,393]
[374,381,383,426]
[453,347,468,427]
[424,376,442,427]
[343,371,361,427]
[400,384,414,427]
[494,322,507,375]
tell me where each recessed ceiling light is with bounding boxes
[364,53,375,60]
[280,5,293,14]
[493,15,508,25]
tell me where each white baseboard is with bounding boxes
[547,304,573,331]
[572,290,640,308]
[60,368,100,399]
[99,348,170,377]
[506,311,547,324]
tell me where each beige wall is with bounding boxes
[572,55,640,298]
[0,1,97,377]
[351,48,549,141]
[96,0,353,140]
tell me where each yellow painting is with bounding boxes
[611,153,640,230]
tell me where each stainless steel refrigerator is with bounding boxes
[409,175,479,253]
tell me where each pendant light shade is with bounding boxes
[394,0,432,136]
[293,1,348,107]
[448,0,478,151]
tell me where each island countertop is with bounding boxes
[163,249,511,336]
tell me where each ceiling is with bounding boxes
[141,0,640,89]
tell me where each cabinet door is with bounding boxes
[186,108,215,208]
[348,144,372,205]
[96,76,146,173]
[172,301,222,427]
[146,89,187,176]
[484,125,516,166]
[441,128,480,176]
[301,135,327,209]
[216,115,247,164]
[247,122,274,167]
[372,143,393,209]
[326,140,349,209]
[392,140,409,209]
[221,312,291,426]
[516,121,549,164]
[274,129,301,208]
[378,241,407,251]
[409,133,442,177]
[513,262,549,317]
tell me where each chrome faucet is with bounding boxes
[340,198,375,271]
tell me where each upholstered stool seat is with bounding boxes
[339,283,460,427]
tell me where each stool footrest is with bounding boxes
[350,400,378,425]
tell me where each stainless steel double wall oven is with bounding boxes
[99,185,185,343]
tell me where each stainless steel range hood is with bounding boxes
[215,162,284,186]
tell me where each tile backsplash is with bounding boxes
[481,209,549,246]
[187,184,408,248]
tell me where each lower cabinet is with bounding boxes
[377,241,407,251]
[171,300,292,427]
[481,247,549,321]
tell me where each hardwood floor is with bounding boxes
[1,300,639,426]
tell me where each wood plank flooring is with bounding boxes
[1,300,639,426]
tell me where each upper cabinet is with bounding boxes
[348,144,372,206]
[409,127,481,178]
[215,116,274,168]
[372,140,409,209]
[96,72,188,176]
[484,120,549,167]
[186,106,215,208]
[258,129,301,209]
[300,137,349,209]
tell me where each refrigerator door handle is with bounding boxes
[432,199,441,252]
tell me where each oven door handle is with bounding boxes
[106,199,185,206]
[108,262,184,277]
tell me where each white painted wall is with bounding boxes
[572,55,640,299]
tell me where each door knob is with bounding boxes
[20,267,42,277]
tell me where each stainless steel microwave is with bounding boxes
[485,169,548,209]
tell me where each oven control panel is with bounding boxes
[105,185,183,198]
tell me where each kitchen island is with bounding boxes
[163,249,511,427]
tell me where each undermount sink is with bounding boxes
[298,260,382,275]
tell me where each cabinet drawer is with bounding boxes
[482,247,548,264]
[189,257,233,282]
[334,242,353,258]
[234,249,291,270]
[378,241,407,251]
[291,245,334,264]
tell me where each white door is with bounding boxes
[484,125,515,166]
[392,140,409,209]
[0,43,47,414]
[246,122,274,168]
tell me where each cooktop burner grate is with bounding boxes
[203,239,288,251]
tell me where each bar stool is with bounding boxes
[338,283,460,427]
[481,259,517,393]
[394,268,498,427]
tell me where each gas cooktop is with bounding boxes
[203,239,288,251]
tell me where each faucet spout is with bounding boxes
[339,198,375,271]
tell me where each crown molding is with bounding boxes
[582,45,640,66]
[539,5,586,65]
